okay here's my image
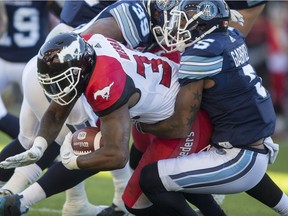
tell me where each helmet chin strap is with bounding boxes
[184,25,217,47]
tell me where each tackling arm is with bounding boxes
[141,80,204,139]
[81,17,125,44]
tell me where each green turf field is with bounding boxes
[0,132,287,216]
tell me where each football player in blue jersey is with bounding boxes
[0,1,61,139]
[137,0,288,215]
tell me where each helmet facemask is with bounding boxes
[37,33,95,106]
[154,0,230,52]
[38,67,82,105]
[143,0,180,51]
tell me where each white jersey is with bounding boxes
[84,34,180,124]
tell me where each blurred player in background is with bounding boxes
[0,1,61,139]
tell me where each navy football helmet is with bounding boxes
[37,32,95,105]
[155,0,231,52]
[142,0,180,27]
[142,0,180,50]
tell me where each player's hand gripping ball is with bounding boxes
[71,127,103,155]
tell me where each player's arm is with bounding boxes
[230,4,266,36]
[62,103,131,171]
[81,17,125,43]
[37,100,76,145]
[227,0,267,37]
[141,80,205,139]
[0,100,76,169]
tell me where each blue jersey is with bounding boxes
[96,0,152,50]
[60,1,116,28]
[178,28,275,146]
[0,1,50,62]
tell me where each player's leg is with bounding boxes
[246,173,288,215]
[0,98,37,187]
[140,146,269,215]
[0,97,19,139]
[63,181,108,216]
[0,162,96,215]
[98,164,132,216]
[125,110,226,215]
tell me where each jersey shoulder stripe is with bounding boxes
[109,3,141,48]
[179,55,223,79]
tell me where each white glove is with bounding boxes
[263,137,279,164]
[0,137,48,169]
[60,132,79,170]
[230,10,244,26]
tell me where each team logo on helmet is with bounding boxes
[156,0,178,11]
[197,1,218,20]
[57,36,82,63]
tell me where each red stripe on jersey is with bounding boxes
[85,56,126,112]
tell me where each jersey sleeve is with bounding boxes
[102,1,151,49]
[178,55,223,81]
[85,56,136,117]
[178,36,225,82]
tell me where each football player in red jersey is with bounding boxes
[0,32,226,216]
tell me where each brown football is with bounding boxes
[71,127,103,156]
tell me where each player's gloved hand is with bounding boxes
[60,132,79,170]
[263,137,279,164]
[230,9,244,26]
[0,137,48,169]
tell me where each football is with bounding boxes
[71,127,103,156]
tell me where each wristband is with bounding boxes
[33,136,48,153]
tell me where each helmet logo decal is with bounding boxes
[197,2,217,20]
[57,36,82,63]
[156,0,177,11]
[94,82,114,100]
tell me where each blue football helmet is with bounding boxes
[155,0,231,52]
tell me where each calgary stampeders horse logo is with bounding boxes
[93,82,114,100]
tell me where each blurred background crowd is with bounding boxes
[2,0,288,138]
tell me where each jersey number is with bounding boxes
[243,64,267,98]
[132,3,150,37]
[0,8,40,47]
[133,55,172,88]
